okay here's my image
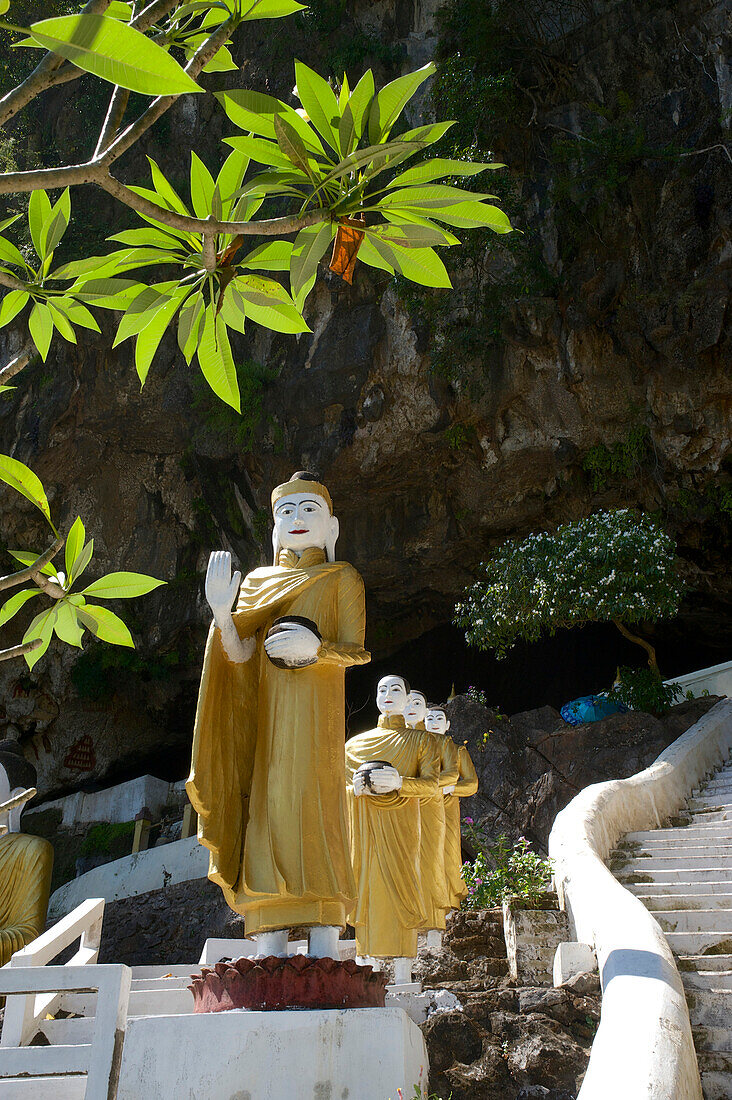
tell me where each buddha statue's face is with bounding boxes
[404,691,427,728]
[273,492,334,553]
[376,675,409,716]
[425,709,450,736]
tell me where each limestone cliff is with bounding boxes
[0,0,729,795]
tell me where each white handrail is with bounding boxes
[549,697,732,1100]
[0,963,131,1100]
[2,897,105,1047]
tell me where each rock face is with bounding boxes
[418,910,600,1099]
[446,694,720,849]
[0,0,729,795]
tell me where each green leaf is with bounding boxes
[28,301,54,361]
[223,134,293,170]
[47,299,77,343]
[189,151,216,220]
[29,15,203,95]
[134,289,188,385]
[52,297,100,332]
[8,550,57,577]
[368,62,436,144]
[81,571,165,599]
[0,290,29,328]
[69,277,144,308]
[318,140,418,190]
[0,454,54,528]
[398,121,456,146]
[65,516,85,578]
[233,275,310,333]
[367,222,458,248]
[52,254,127,279]
[215,148,250,218]
[215,90,326,156]
[368,238,452,287]
[202,44,237,72]
[338,69,374,156]
[69,538,94,585]
[0,216,21,236]
[0,235,28,270]
[357,236,395,274]
[23,608,56,670]
[145,158,190,216]
[41,187,71,256]
[294,61,340,153]
[0,588,41,628]
[113,284,177,346]
[196,309,240,411]
[238,0,306,18]
[239,240,293,272]
[388,159,503,188]
[379,184,493,209]
[273,112,314,178]
[426,201,513,231]
[77,604,134,647]
[217,285,247,335]
[107,1,134,18]
[108,227,186,250]
[28,190,52,259]
[177,292,205,364]
[53,600,84,648]
[289,221,335,302]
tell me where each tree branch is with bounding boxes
[0,0,113,128]
[0,0,180,128]
[100,13,236,166]
[613,618,660,675]
[0,535,64,593]
[0,271,27,291]
[94,85,131,158]
[0,162,103,193]
[0,639,42,663]
[0,341,36,385]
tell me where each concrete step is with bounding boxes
[698,1054,732,1100]
[687,799,732,812]
[682,810,732,824]
[681,970,732,990]
[686,988,732,1028]
[654,910,732,934]
[0,1078,86,1099]
[621,828,732,845]
[617,868,732,885]
[638,893,732,911]
[129,975,193,991]
[130,965,196,980]
[613,845,732,861]
[626,881,732,897]
[679,955,732,972]
[57,985,193,1017]
[666,931,732,957]
[693,1026,732,1052]
[38,1017,95,1045]
[612,855,732,871]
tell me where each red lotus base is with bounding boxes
[189,955,387,1012]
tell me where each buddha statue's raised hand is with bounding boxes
[206,550,255,663]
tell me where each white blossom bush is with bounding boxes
[454,509,683,672]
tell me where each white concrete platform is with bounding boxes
[115,1008,428,1100]
[24,775,171,828]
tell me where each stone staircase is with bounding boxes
[611,756,732,1100]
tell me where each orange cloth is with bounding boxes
[444,742,479,907]
[420,732,459,929]
[0,832,53,966]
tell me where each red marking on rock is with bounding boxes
[188,955,387,1012]
[63,734,96,772]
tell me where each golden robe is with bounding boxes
[187,547,369,934]
[419,731,459,930]
[345,714,439,957]
[0,832,53,966]
[444,742,479,908]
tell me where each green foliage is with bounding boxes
[80,820,134,857]
[612,666,681,716]
[71,643,181,701]
[444,422,475,450]
[0,454,165,668]
[461,823,553,909]
[455,509,683,659]
[192,357,280,450]
[582,423,651,492]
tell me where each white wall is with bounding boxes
[23,774,171,828]
[667,659,732,700]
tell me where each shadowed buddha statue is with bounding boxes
[345,675,440,986]
[0,741,53,966]
[405,691,458,949]
[425,706,479,910]
[187,471,370,959]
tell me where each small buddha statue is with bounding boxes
[345,675,440,986]
[425,706,479,910]
[0,741,53,966]
[188,471,370,960]
[405,692,458,950]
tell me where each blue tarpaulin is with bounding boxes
[560,693,628,726]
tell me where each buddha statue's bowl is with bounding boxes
[265,615,322,669]
[354,760,394,792]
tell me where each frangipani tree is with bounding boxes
[455,509,683,675]
[0,0,513,411]
[0,453,164,668]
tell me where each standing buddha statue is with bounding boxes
[425,706,479,910]
[187,471,370,959]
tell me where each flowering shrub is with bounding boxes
[454,509,683,672]
[465,684,488,706]
[461,822,553,909]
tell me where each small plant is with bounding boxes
[461,822,553,909]
[611,666,681,716]
[80,820,135,857]
[465,684,487,706]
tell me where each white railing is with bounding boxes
[0,963,131,1100]
[549,697,732,1100]
[1,897,105,1047]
